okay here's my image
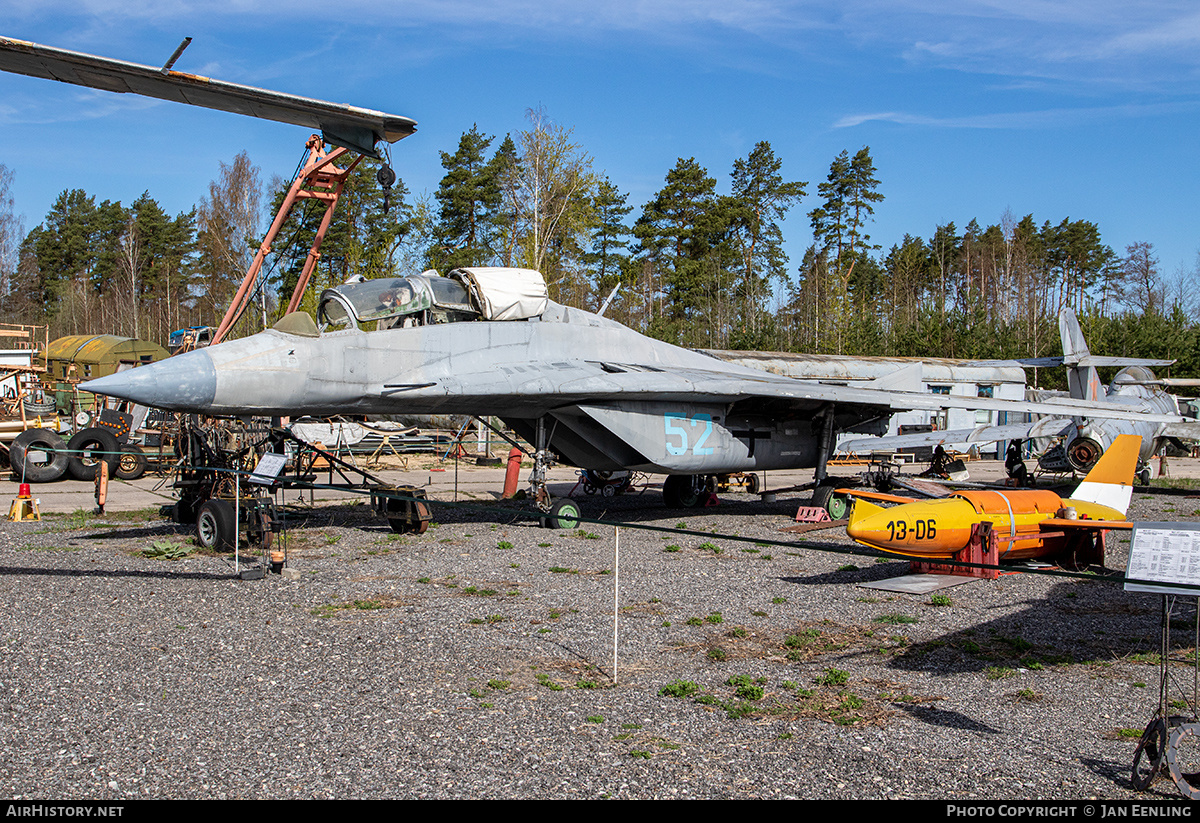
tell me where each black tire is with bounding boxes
[10,429,69,483]
[196,499,237,552]
[548,499,582,530]
[66,427,120,481]
[115,445,148,480]
[663,474,702,508]
[746,473,760,495]
[811,484,834,513]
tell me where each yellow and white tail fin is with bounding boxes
[1069,434,1142,515]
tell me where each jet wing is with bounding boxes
[0,36,416,155]
[428,361,1188,423]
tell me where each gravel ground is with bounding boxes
[0,468,1196,800]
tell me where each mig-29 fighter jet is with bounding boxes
[81,267,1184,524]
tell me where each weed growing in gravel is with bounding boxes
[660,680,701,698]
[685,616,703,626]
[549,566,579,574]
[727,675,765,701]
[663,544,681,553]
[729,627,747,638]
[574,529,600,540]
[772,597,787,605]
[461,586,499,597]
[1014,688,1042,702]
[468,614,506,625]
[496,541,513,550]
[576,679,600,689]
[707,647,727,661]
[698,542,722,554]
[1116,728,1143,739]
[141,540,190,560]
[586,716,604,723]
[417,577,431,584]
[873,613,918,625]
[535,673,565,691]
[984,666,1016,680]
[487,679,510,690]
[837,564,858,572]
[817,668,849,686]
[705,612,723,624]
[929,594,952,607]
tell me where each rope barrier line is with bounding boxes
[142,462,1180,592]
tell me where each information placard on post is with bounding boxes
[249,453,287,486]
[1125,521,1200,595]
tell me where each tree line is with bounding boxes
[2,107,1196,382]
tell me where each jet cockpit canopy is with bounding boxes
[317,267,549,332]
[318,271,476,331]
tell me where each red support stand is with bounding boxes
[910,522,999,580]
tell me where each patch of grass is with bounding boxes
[771,597,787,605]
[468,614,507,625]
[586,715,604,723]
[487,679,510,690]
[705,612,723,624]
[929,593,952,607]
[728,627,747,638]
[496,540,513,550]
[816,668,849,687]
[685,616,703,626]
[726,675,764,701]
[707,647,727,661]
[984,666,1016,680]
[663,544,681,553]
[461,586,499,597]
[659,679,701,698]
[141,540,190,560]
[1117,728,1143,739]
[837,564,858,572]
[873,613,918,625]
[574,529,601,540]
[1014,688,1042,703]
[535,673,564,691]
[698,541,722,554]
[548,566,579,574]
[576,679,600,689]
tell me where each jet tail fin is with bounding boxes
[1069,434,1142,515]
[1060,309,1102,401]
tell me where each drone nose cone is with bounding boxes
[82,349,217,411]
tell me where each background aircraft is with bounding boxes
[842,310,1200,483]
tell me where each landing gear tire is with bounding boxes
[663,474,702,508]
[1138,467,1152,486]
[545,499,582,530]
[811,483,847,518]
[66,427,120,481]
[196,499,237,552]
[746,473,760,495]
[115,445,148,480]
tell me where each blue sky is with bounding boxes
[1,1,1197,289]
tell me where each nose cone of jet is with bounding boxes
[82,349,217,412]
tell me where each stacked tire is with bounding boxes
[65,427,121,481]
[9,429,70,483]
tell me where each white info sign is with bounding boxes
[1126,521,1200,595]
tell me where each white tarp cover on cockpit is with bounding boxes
[451,267,549,321]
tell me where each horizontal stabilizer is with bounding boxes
[0,36,416,155]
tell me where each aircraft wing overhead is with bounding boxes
[0,36,416,155]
